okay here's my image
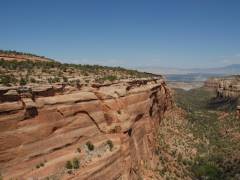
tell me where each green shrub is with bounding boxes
[36,162,45,169]
[177,153,182,162]
[47,77,60,83]
[20,77,27,86]
[192,157,222,179]
[30,77,36,83]
[53,77,60,83]
[106,140,114,151]
[0,76,11,86]
[97,75,118,83]
[67,170,72,174]
[83,71,89,76]
[77,147,81,153]
[63,76,68,82]
[182,159,192,166]
[117,110,121,114]
[0,75,18,86]
[86,141,94,151]
[103,75,117,82]
[65,160,73,169]
[72,158,80,169]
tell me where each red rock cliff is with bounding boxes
[0,78,172,180]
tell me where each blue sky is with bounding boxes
[0,0,240,68]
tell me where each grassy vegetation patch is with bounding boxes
[173,88,240,179]
[0,59,157,86]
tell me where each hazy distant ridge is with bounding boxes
[137,64,240,75]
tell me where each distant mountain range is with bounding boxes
[137,64,240,75]
[137,64,240,82]
[187,64,240,75]
[164,73,224,82]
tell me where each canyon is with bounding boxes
[0,77,172,180]
[0,51,239,179]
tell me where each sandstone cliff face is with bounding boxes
[0,78,172,180]
[204,77,221,89]
[205,76,240,98]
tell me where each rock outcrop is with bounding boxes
[205,76,240,98]
[205,75,240,116]
[0,78,172,180]
[204,77,221,89]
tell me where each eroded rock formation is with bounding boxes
[204,77,221,89]
[205,76,240,98]
[0,78,172,180]
[205,75,240,117]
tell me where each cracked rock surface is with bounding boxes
[0,78,172,180]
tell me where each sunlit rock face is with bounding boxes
[205,76,240,118]
[204,77,221,89]
[205,76,240,98]
[0,78,172,180]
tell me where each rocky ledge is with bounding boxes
[0,78,172,180]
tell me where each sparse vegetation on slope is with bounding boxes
[72,158,80,169]
[0,49,47,58]
[173,88,240,179]
[106,140,114,151]
[156,107,198,179]
[65,160,73,169]
[0,58,158,86]
[86,141,94,151]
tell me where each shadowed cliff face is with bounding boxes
[0,78,172,180]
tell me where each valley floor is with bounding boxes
[157,88,240,180]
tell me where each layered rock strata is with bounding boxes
[205,76,240,98]
[0,78,172,180]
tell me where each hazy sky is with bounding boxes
[0,0,240,68]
